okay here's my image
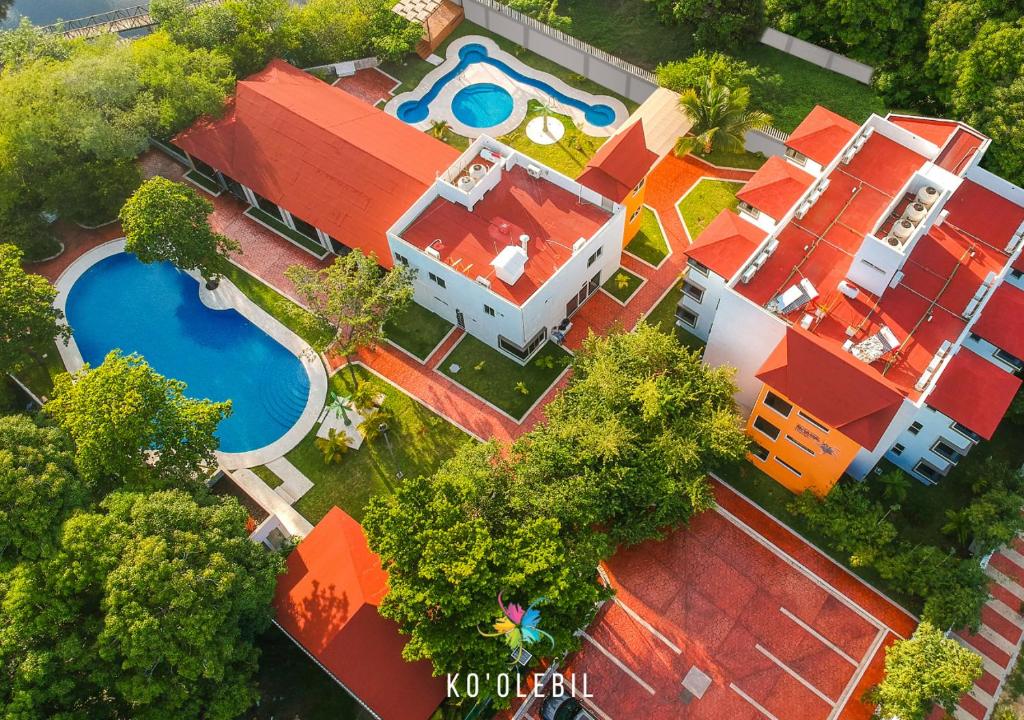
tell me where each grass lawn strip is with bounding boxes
[677,179,743,239]
[221,263,335,350]
[383,302,455,361]
[289,364,472,524]
[250,464,283,490]
[643,279,705,353]
[624,207,670,266]
[439,335,571,420]
[694,148,768,171]
[602,266,644,303]
[498,100,606,178]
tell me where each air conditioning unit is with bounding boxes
[841,148,857,165]
[794,201,812,220]
[476,275,491,288]
[914,369,933,392]
[526,164,543,179]
[740,265,758,284]
[572,237,587,253]
[480,147,502,164]
[765,238,780,255]
[426,246,441,259]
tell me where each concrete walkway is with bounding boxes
[266,456,314,504]
[229,468,313,537]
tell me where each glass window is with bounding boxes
[484,305,495,317]
[587,247,603,267]
[428,272,446,289]
[737,201,760,219]
[785,147,807,166]
[688,258,710,277]
[750,443,770,461]
[764,391,793,417]
[394,253,409,267]
[891,443,905,456]
[908,421,923,435]
[951,422,981,443]
[629,207,641,223]
[682,280,705,303]
[753,415,780,441]
[633,178,645,194]
[786,435,815,456]
[498,329,546,360]
[676,307,698,327]
[913,461,940,482]
[931,440,963,464]
[291,216,319,240]
[994,348,1024,369]
[797,411,829,433]
[1012,269,1023,280]
[774,456,802,476]
[252,192,281,219]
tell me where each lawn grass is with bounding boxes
[694,148,768,171]
[290,365,472,524]
[10,344,67,402]
[602,267,644,302]
[439,336,571,419]
[250,464,283,490]
[497,100,606,178]
[553,0,888,132]
[221,263,335,350]
[384,302,454,360]
[249,627,370,720]
[624,208,669,266]
[381,22,638,110]
[677,179,743,239]
[644,279,706,353]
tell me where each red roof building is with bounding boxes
[685,210,765,279]
[274,507,446,720]
[577,121,658,202]
[175,59,458,266]
[784,105,859,166]
[927,349,1022,439]
[756,328,905,450]
[972,283,1024,361]
[735,156,815,219]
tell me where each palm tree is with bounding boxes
[359,408,395,442]
[350,383,379,415]
[942,508,973,546]
[429,119,450,141]
[878,469,911,504]
[315,428,350,465]
[674,75,773,157]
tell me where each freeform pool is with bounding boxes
[451,83,515,128]
[396,42,617,129]
[64,252,312,454]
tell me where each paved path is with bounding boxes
[229,468,313,537]
[266,457,314,504]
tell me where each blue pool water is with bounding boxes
[451,83,515,128]
[397,43,616,128]
[65,253,311,454]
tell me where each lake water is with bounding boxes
[1,0,142,28]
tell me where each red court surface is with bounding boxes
[556,479,917,720]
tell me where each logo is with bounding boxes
[479,593,555,663]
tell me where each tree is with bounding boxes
[0,490,283,720]
[285,250,414,385]
[120,177,240,287]
[0,244,70,376]
[789,482,898,567]
[656,0,765,49]
[290,0,422,67]
[46,350,230,495]
[657,51,773,94]
[315,428,350,464]
[0,415,85,566]
[878,468,911,504]
[363,442,606,688]
[866,621,982,720]
[674,75,773,156]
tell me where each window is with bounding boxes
[428,272,446,289]
[629,207,641,223]
[687,258,710,277]
[632,178,646,195]
[676,307,698,328]
[498,329,547,360]
[587,247,603,267]
[252,192,281,219]
[931,439,964,464]
[913,461,941,482]
[291,215,319,240]
[737,201,761,219]
[394,252,410,267]
[753,415,781,441]
[860,259,886,274]
[682,280,705,303]
[484,304,495,317]
[750,444,770,461]
[763,391,793,418]
[774,457,802,476]
[1012,269,1023,280]
[951,422,982,443]
[891,443,905,456]
[785,147,807,166]
[786,435,815,456]
[969,332,981,343]
[797,411,829,433]
[908,421,923,435]
[994,348,1024,369]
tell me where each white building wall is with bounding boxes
[848,398,918,480]
[676,268,726,341]
[703,290,787,412]
[963,333,1023,372]
[880,404,976,483]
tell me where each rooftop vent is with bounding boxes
[491,245,528,285]
[426,246,441,260]
[1005,220,1024,253]
[963,271,996,318]
[519,233,530,257]
[572,237,587,254]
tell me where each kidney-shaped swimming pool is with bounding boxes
[65,252,313,454]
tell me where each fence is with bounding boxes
[454,0,658,103]
[760,28,874,85]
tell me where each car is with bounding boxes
[540,695,595,720]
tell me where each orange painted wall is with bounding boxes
[745,384,862,496]
[622,179,647,244]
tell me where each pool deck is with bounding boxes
[51,237,328,470]
[384,35,629,139]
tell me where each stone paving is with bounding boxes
[332,68,399,107]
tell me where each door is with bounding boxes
[456,309,465,328]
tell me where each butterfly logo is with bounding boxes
[479,593,555,661]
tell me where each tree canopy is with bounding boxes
[866,621,982,720]
[674,75,773,156]
[0,244,70,376]
[121,177,240,282]
[46,351,230,496]
[645,0,765,49]
[0,490,283,720]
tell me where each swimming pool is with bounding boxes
[65,252,313,454]
[396,42,618,130]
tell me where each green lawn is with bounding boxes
[624,208,669,266]
[556,0,888,132]
[384,302,454,360]
[498,101,606,178]
[602,267,644,302]
[644,279,705,352]
[10,344,67,402]
[677,179,743,239]
[439,336,571,419]
[247,627,369,720]
[221,263,334,350]
[250,464,283,490]
[694,148,768,170]
[289,365,472,524]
